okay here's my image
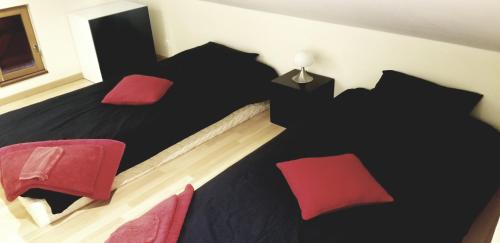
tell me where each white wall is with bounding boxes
[0,0,118,99]
[201,0,500,52]
[146,0,500,129]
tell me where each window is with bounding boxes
[0,5,46,86]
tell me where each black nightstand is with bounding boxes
[270,70,334,127]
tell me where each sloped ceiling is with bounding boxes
[202,0,500,52]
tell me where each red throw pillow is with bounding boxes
[276,154,394,220]
[102,74,173,105]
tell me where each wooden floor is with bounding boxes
[0,80,496,243]
[0,80,285,242]
[0,79,92,115]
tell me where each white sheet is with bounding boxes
[18,102,269,227]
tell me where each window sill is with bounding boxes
[0,69,48,87]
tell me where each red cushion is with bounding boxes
[276,154,394,220]
[102,74,173,105]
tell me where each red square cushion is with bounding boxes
[102,74,173,105]
[276,154,394,220]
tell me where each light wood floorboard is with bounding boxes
[0,79,92,115]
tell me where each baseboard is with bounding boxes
[0,73,83,106]
[156,54,167,61]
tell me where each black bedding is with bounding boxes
[179,88,499,243]
[0,42,278,213]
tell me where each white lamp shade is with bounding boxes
[294,51,314,68]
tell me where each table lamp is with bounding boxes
[292,51,314,83]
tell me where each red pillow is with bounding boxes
[102,74,173,105]
[276,154,394,220]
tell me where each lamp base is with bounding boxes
[292,68,314,83]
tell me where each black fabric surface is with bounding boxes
[0,43,278,213]
[178,88,499,243]
[373,70,483,116]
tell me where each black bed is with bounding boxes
[0,42,278,213]
[178,86,499,243]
